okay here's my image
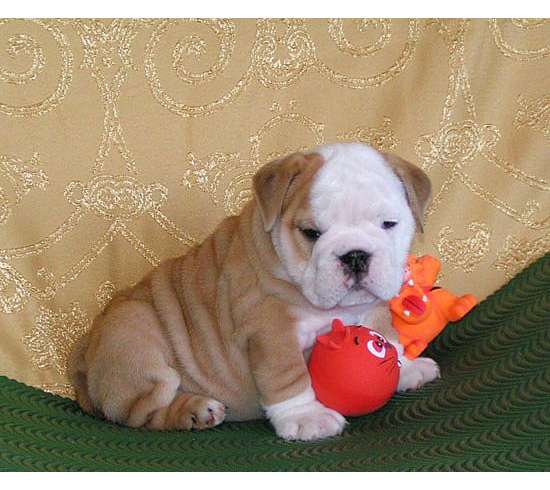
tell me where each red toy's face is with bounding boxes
[309,319,401,416]
[353,328,401,372]
[317,320,400,373]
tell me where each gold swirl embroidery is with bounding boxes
[0,19,73,117]
[510,19,549,29]
[0,261,32,314]
[96,281,116,309]
[182,152,246,203]
[38,383,75,399]
[0,218,157,315]
[76,19,138,71]
[249,105,325,165]
[23,302,90,376]
[170,21,235,85]
[417,20,549,230]
[0,169,192,314]
[416,120,498,171]
[180,152,257,216]
[180,104,325,215]
[0,33,45,85]
[253,19,315,88]
[65,175,167,221]
[145,19,248,118]
[489,19,550,61]
[75,20,142,174]
[0,209,84,260]
[515,94,550,140]
[182,152,239,202]
[0,153,48,224]
[436,222,491,273]
[494,232,550,279]
[146,19,422,118]
[316,19,421,89]
[337,117,398,152]
[327,19,391,57]
[223,171,257,216]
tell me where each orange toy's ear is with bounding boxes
[417,255,441,285]
[418,255,441,273]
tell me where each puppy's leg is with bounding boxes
[143,392,225,431]
[249,315,345,441]
[82,299,225,431]
[397,355,440,392]
[264,387,345,441]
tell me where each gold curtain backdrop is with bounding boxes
[0,19,549,397]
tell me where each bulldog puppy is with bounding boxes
[70,142,438,441]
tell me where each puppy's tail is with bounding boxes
[68,333,94,415]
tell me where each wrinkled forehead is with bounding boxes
[308,144,408,227]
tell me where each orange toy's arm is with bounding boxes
[448,294,478,322]
[404,340,429,359]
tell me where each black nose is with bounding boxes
[339,250,371,274]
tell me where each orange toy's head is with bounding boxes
[390,255,441,325]
[404,255,441,290]
[390,283,433,324]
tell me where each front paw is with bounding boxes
[397,357,440,392]
[270,400,346,441]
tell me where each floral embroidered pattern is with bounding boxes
[96,281,116,309]
[0,152,48,224]
[0,33,45,85]
[0,19,73,117]
[515,94,550,140]
[436,222,491,273]
[337,117,398,152]
[494,233,550,279]
[23,302,90,376]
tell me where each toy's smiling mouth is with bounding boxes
[402,294,427,317]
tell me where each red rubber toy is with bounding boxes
[309,319,400,416]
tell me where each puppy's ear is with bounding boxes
[383,153,432,233]
[253,152,322,232]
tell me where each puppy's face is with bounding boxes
[253,143,431,310]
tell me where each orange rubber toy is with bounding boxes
[390,255,478,359]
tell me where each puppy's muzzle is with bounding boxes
[339,250,371,276]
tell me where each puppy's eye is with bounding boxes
[300,228,322,241]
[382,221,398,230]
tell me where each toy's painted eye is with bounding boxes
[300,228,322,241]
[367,331,388,358]
[397,360,402,368]
[367,339,386,358]
[354,336,360,345]
[371,331,388,343]
[382,221,398,230]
